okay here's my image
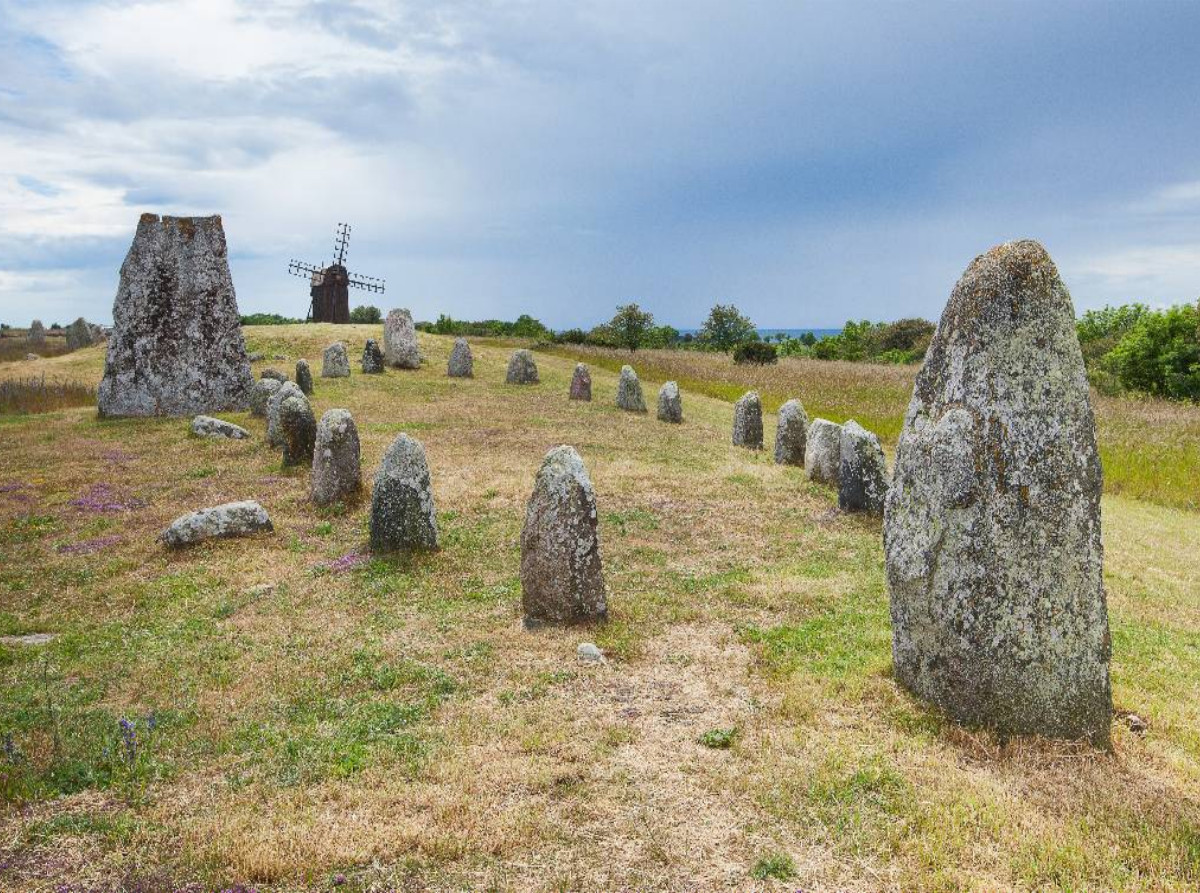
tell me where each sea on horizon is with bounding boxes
[676,327,842,339]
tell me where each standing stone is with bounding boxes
[278,392,317,467]
[569,363,592,401]
[369,434,438,552]
[266,381,303,447]
[657,381,682,423]
[774,399,809,466]
[295,359,314,396]
[65,317,95,351]
[520,446,606,626]
[616,365,647,412]
[250,378,282,417]
[506,349,539,384]
[260,368,288,383]
[27,320,45,346]
[805,419,843,485]
[383,308,420,369]
[311,409,362,506]
[322,342,350,378]
[447,338,473,378]
[96,215,254,417]
[361,339,384,374]
[732,391,763,449]
[885,239,1112,746]
[838,420,887,514]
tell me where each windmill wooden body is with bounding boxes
[288,223,385,323]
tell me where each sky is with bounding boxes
[2,0,1199,330]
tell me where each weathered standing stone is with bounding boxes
[97,215,254,417]
[361,339,384,374]
[884,240,1112,746]
[369,434,438,552]
[27,320,45,346]
[805,419,843,485]
[266,381,303,447]
[520,446,606,626]
[295,359,314,395]
[616,365,647,412]
[322,343,350,378]
[506,349,539,384]
[250,378,282,417]
[278,392,317,467]
[657,381,682,423]
[159,500,273,548]
[311,409,361,506]
[838,420,887,514]
[732,391,763,449]
[569,363,592,401]
[191,415,250,440]
[383,308,420,369]
[65,317,96,351]
[447,338,473,377]
[260,368,288,382]
[774,399,809,466]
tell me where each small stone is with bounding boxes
[569,363,592,401]
[191,415,250,440]
[24,353,39,361]
[0,633,56,647]
[244,583,275,599]
[838,420,887,514]
[312,409,362,506]
[805,419,843,485]
[506,349,539,384]
[361,339,385,373]
[272,354,287,361]
[616,365,647,412]
[732,391,763,449]
[657,381,682,423]
[383,308,421,369]
[27,320,45,346]
[278,393,317,467]
[266,381,304,447]
[295,359,314,395]
[369,434,439,552]
[774,399,808,466]
[260,369,288,382]
[159,500,273,547]
[249,378,282,417]
[1124,713,1149,734]
[321,343,350,378]
[521,445,606,626]
[577,643,606,664]
[447,338,473,377]
[247,352,266,363]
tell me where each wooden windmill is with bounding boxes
[287,223,385,323]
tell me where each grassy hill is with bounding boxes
[0,324,1197,890]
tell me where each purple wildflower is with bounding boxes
[57,534,122,556]
[69,483,147,513]
[119,717,137,766]
[101,448,135,464]
[0,481,28,493]
[322,552,367,574]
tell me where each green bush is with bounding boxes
[241,313,304,326]
[732,341,778,365]
[1104,303,1200,400]
[349,305,382,324]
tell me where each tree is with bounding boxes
[699,303,755,352]
[350,305,382,324]
[609,303,654,351]
[1105,303,1200,400]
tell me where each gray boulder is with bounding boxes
[191,415,250,440]
[362,339,384,373]
[732,391,763,449]
[616,365,647,412]
[506,349,539,384]
[65,317,96,351]
[321,342,350,378]
[266,381,303,447]
[657,381,682,423]
[96,215,254,417]
[885,239,1112,747]
[24,353,39,361]
[805,419,843,485]
[159,500,273,548]
[27,320,45,346]
[520,446,606,626]
[312,409,361,506]
[295,359,314,395]
[249,378,282,417]
[260,368,288,382]
[247,352,265,362]
[774,399,808,466]
[278,392,317,467]
[369,434,438,552]
[383,308,420,369]
[569,363,592,401]
[447,338,473,377]
[838,420,887,514]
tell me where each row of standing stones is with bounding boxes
[98,215,1109,745]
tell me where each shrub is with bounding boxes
[349,305,382,324]
[241,313,304,326]
[1104,303,1200,400]
[732,341,778,365]
[556,328,588,344]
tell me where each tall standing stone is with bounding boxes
[657,381,682,423]
[278,392,316,467]
[805,419,843,485]
[96,215,253,417]
[885,239,1112,746]
[838,420,887,514]
[295,359,314,396]
[65,317,96,351]
[266,381,303,447]
[732,391,763,449]
[27,320,45,346]
[383,309,420,369]
[569,364,592,401]
[362,339,384,373]
[250,378,281,417]
[312,409,362,506]
[322,342,350,378]
[506,349,539,384]
[447,338,473,377]
[774,399,808,466]
[369,434,438,552]
[520,446,606,626]
[616,365,647,412]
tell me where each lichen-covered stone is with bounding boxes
[321,342,350,378]
[520,446,606,626]
[838,420,887,514]
[657,381,682,423]
[250,378,282,417]
[159,500,273,548]
[447,338,473,377]
[191,415,250,440]
[27,320,45,346]
[311,409,361,506]
[383,308,420,369]
[569,363,591,401]
[295,359,314,396]
[266,381,303,447]
[278,392,317,466]
[774,399,808,466]
[616,365,647,412]
[369,434,438,552]
[96,215,253,417]
[732,391,763,449]
[361,339,384,374]
[260,368,288,382]
[65,317,97,351]
[884,239,1112,747]
[805,419,843,485]
[506,349,539,384]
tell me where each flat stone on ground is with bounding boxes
[191,415,250,440]
[159,500,273,548]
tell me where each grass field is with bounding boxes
[0,325,1198,891]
